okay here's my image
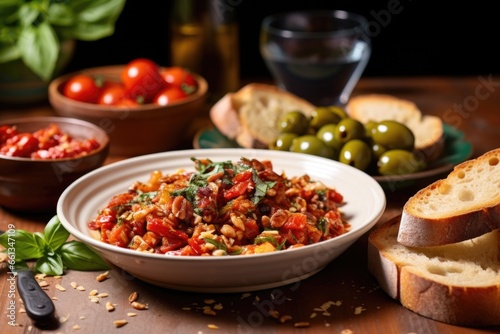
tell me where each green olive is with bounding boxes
[371,142,388,159]
[339,139,372,171]
[327,106,348,119]
[310,107,342,130]
[371,120,415,151]
[316,124,342,151]
[365,120,378,138]
[278,111,310,135]
[269,133,298,151]
[289,135,335,159]
[334,118,366,145]
[377,149,426,176]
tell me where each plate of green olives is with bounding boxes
[194,108,472,190]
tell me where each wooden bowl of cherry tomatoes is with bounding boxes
[48,58,208,156]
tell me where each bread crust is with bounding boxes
[398,148,500,247]
[368,216,500,327]
[209,83,315,148]
[400,268,500,327]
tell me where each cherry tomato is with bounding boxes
[153,86,187,106]
[0,133,40,157]
[63,74,101,103]
[121,58,165,103]
[115,98,140,108]
[98,81,127,105]
[160,66,198,94]
[0,125,17,145]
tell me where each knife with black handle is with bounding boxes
[17,270,55,323]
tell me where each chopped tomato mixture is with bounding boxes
[88,157,349,256]
[0,124,101,159]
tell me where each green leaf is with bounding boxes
[35,252,64,276]
[12,260,29,273]
[18,2,43,28]
[55,0,125,41]
[0,0,21,23]
[59,241,110,271]
[43,215,70,251]
[47,3,75,27]
[0,230,45,260]
[0,42,20,63]
[18,21,59,81]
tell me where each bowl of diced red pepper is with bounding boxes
[0,116,109,213]
[48,58,208,157]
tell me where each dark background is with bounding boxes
[66,0,500,79]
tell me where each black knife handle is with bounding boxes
[17,271,55,323]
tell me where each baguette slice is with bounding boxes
[209,83,315,148]
[398,148,500,247]
[346,94,444,162]
[368,216,500,327]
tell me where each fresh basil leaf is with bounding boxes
[12,259,29,273]
[43,215,70,251]
[0,43,21,63]
[18,2,42,28]
[56,0,125,41]
[0,0,20,22]
[0,230,45,260]
[59,241,110,271]
[35,252,64,276]
[18,22,59,81]
[47,3,75,27]
[74,0,125,23]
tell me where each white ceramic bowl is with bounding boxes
[57,149,385,293]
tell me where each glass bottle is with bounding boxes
[170,0,240,102]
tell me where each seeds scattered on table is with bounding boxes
[128,292,138,303]
[96,271,110,282]
[113,319,128,328]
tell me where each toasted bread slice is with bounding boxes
[368,216,500,327]
[346,94,444,162]
[209,83,315,148]
[398,148,500,247]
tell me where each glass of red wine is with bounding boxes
[260,10,371,106]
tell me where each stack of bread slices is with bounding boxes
[368,148,500,326]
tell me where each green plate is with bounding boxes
[193,124,473,190]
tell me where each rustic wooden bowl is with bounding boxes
[48,65,208,157]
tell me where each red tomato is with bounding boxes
[0,133,40,157]
[107,223,132,248]
[121,58,165,103]
[224,180,252,200]
[0,125,18,145]
[63,74,101,103]
[160,66,198,94]
[115,98,140,108]
[98,81,127,105]
[153,86,187,106]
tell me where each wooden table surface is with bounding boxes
[1,76,500,334]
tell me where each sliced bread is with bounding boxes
[209,83,315,148]
[398,148,500,247]
[346,94,445,162]
[368,216,500,327]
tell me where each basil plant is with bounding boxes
[0,0,126,81]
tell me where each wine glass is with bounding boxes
[260,10,371,106]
